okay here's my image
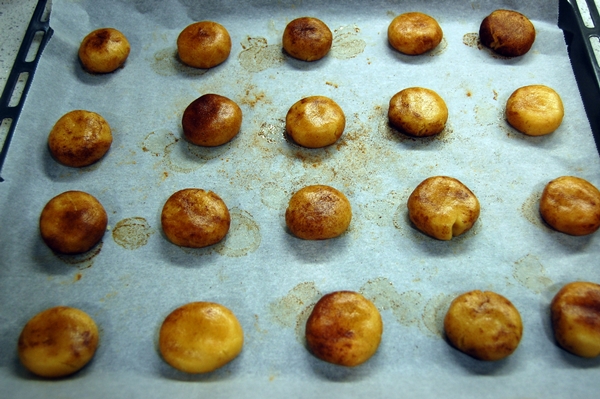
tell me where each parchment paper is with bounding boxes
[1,0,599,397]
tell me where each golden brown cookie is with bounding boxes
[159,302,244,373]
[444,290,523,361]
[388,87,448,137]
[506,85,564,136]
[161,188,230,248]
[407,176,480,240]
[177,21,231,68]
[18,306,99,378]
[286,96,345,148]
[551,281,600,358]
[305,291,383,367]
[539,176,600,236]
[48,110,113,167]
[282,17,333,61]
[182,94,242,146]
[387,12,443,55]
[479,9,535,57]
[39,191,108,254]
[78,28,130,73]
[285,185,352,240]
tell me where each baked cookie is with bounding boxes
[161,188,230,248]
[444,290,523,361]
[182,94,242,146]
[305,291,383,367]
[282,17,333,61]
[479,9,535,57]
[388,87,448,137]
[539,176,600,236]
[506,85,564,136]
[286,96,345,148]
[285,185,352,240]
[18,306,99,378]
[387,12,443,55]
[159,302,244,373]
[177,21,231,68]
[551,281,600,358]
[78,28,130,73]
[407,176,480,240]
[48,110,113,167]
[39,191,108,254]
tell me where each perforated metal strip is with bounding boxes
[0,0,53,182]
[559,0,600,154]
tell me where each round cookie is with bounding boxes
[48,110,113,167]
[159,302,244,373]
[282,17,333,61]
[479,9,536,57]
[444,290,523,361]
[18,306,99,378]
[182,94,242,147]
[78,28,130,73]
[286,96,346,148]
[387,12,443,55]
[506,85,564,136]
[305,291,383,367]
[539,176,600,236]
[551,281,600,358]
[177,21,231,68]
[407,176,480,240]
[285,185,352,240]
[39,191,108,254]
[161,188,230,248]
[388,87,448,137]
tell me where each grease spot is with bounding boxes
[521,191,546,229]
[428,37,448,57]
[216,207,262,257]
[462,33,481,49]
[150,47,208,77]
[268,282,322,344]
[54,242,103,270]
[359,277,425,330]
[238,37,285,72]
[422,293,455,338]
[260,181,290,211]
[112,217,155,250]
[142,130,229,174]
[513,254,553,294]
[331,25,367,60]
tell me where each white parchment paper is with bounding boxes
[1,0,599,397]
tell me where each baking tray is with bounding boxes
[1,0,599,398]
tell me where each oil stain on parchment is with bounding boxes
[268,282,322,344]
[112,217,155,250]
[260,181,290,211]
[216,208,262,257]
[513,254,553,294]
[150,47,209,77]
[462,33,482,50]
[238,37,285,72]
[269,279,449,342]
[521,191,550,231]
[331,25,366,60]
[54,242,103,270]
[141,130,230,175]
[360,277,454,338]
[360,277,425,332]
[422,292,455,338]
